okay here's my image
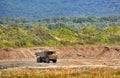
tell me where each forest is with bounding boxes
[0,15,120,48]
[0,0,120,19]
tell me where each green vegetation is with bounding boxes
[0,15,120,48]
[0,25,119,48]
[0,68,120,78]
[0,15,120,30]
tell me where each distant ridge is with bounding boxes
[0,0,120,19]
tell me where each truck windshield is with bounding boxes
[47,52,55,55]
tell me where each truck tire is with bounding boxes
[45,57,50,63]
[37,58,42,63]
[52,59,57,63]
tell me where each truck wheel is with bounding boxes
[45,57,50,63]
[37,58,42,63]
[53,59,57,63]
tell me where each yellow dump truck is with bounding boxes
[35,51,57,63]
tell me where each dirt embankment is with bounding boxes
[0,46,120,60]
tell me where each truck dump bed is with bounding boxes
[35,51,45,57]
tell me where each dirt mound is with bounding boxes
[0,48,35,60]
[0,46,120,60]
[56,46,120,59]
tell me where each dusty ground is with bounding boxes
[0,46,120,70]
[0,58,120,70]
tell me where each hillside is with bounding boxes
[0,25,120,48]
[0,0,120,19]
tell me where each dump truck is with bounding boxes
[35,51,57,63]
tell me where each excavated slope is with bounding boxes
[0,46,120,60]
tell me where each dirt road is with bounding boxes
[0,58,120,70]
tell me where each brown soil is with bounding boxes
[0,46,120,60]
